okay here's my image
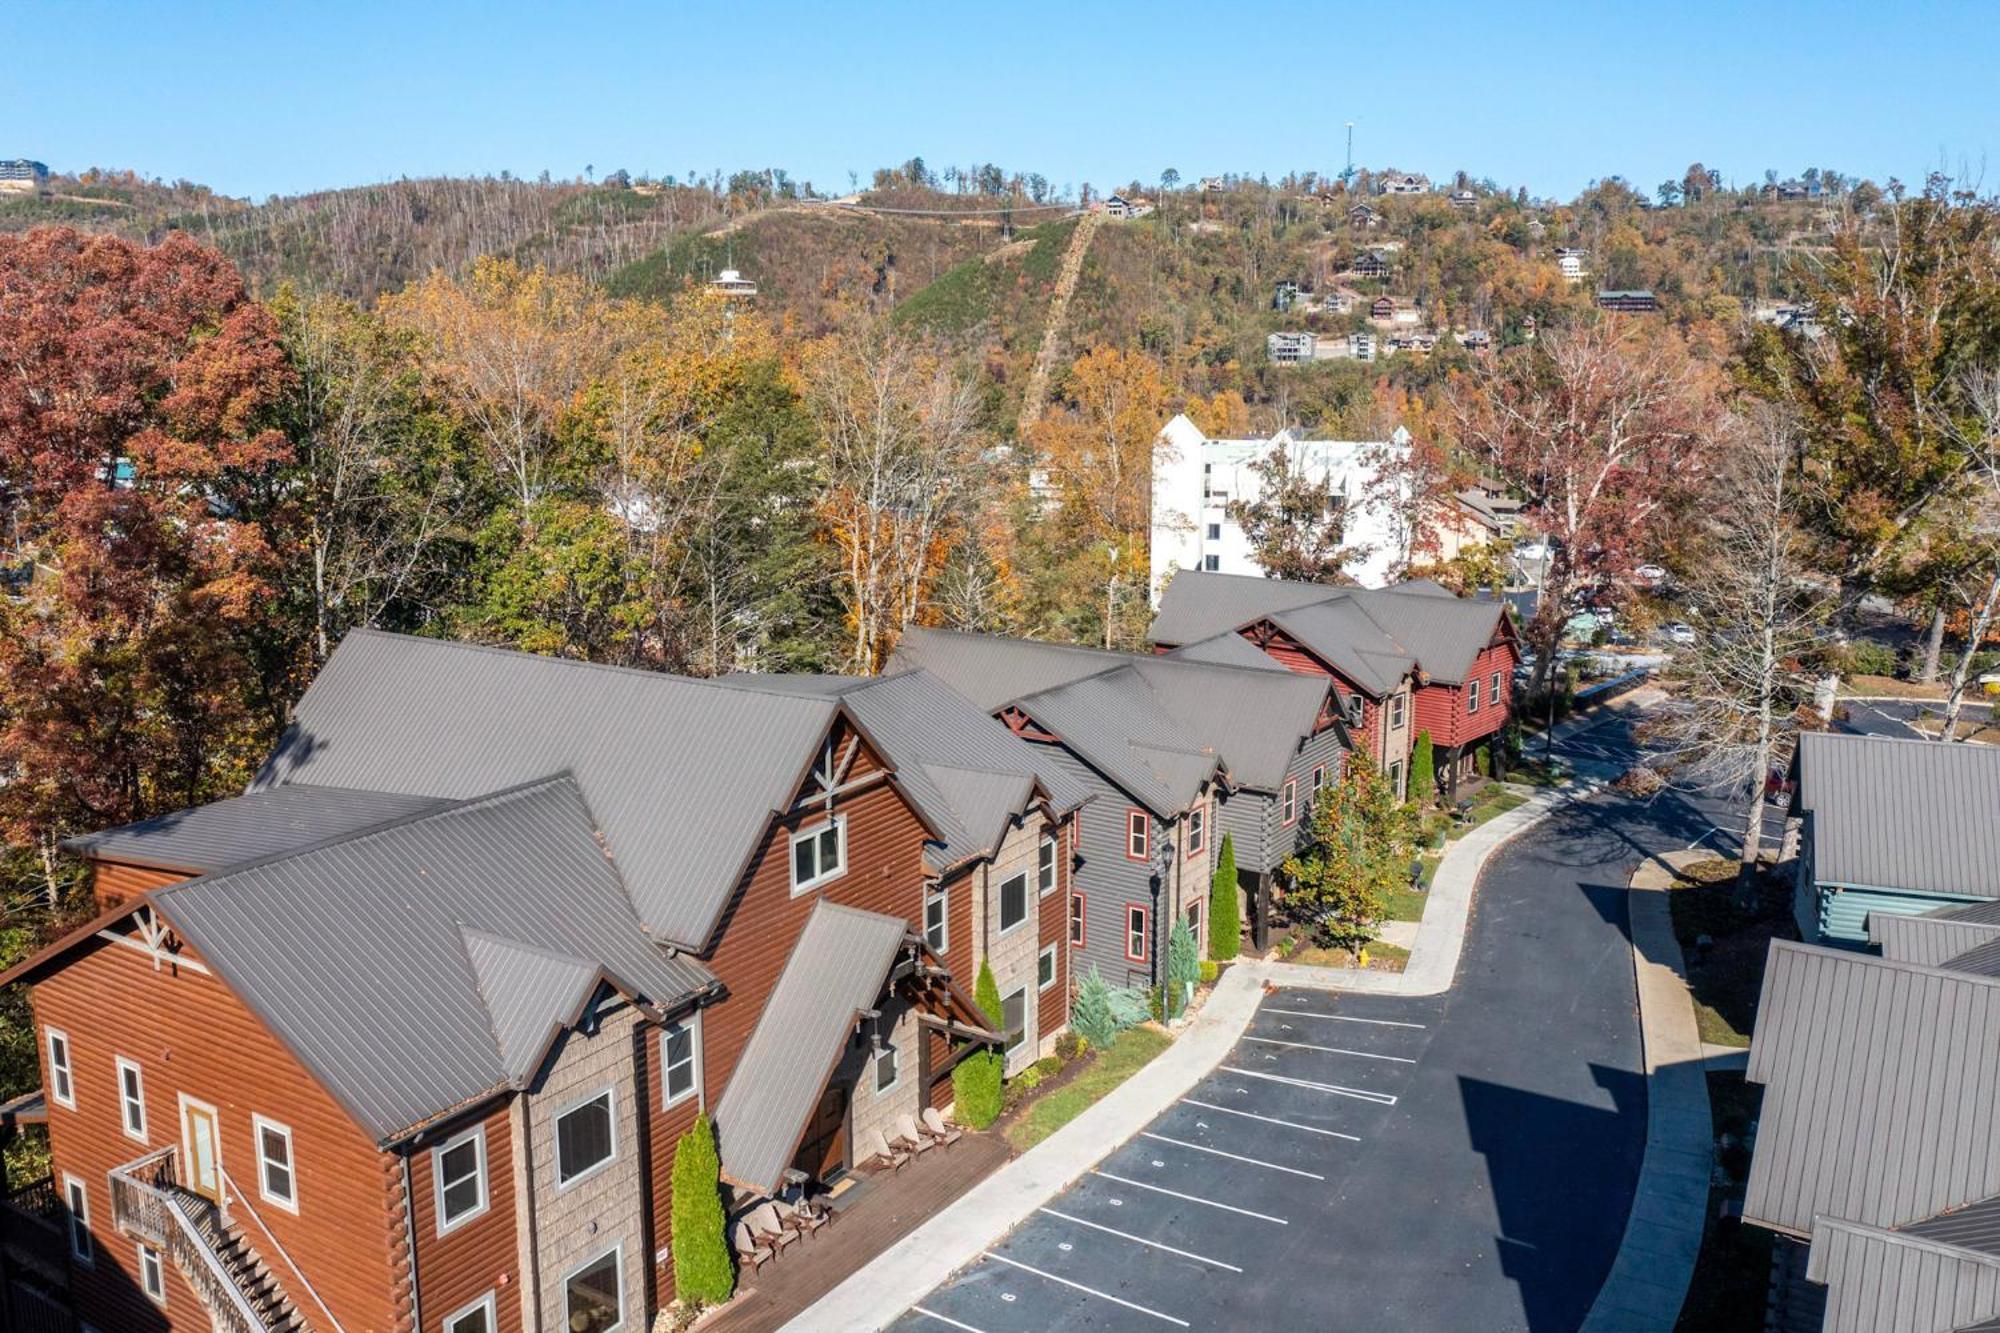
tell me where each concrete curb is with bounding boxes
[780,745,1619,1330]
[1578,851,1715,1333]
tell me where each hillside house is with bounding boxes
[0,160,48,193]
[1148,574,1521,799]
[1100,194,1153,219]
[1449,189,1478,211]
[1272,279,1301,311]
[1786,732,2000,946]
[890,629,1353,957]
[1266,331,1317,364]
[1379,172,1429,195]
[1347,203,1383,228]
[1556,248,1588,281]
[1351,251,1392,279]
[1595,289,1658,312]
[0,633,1077,1333]
[706,268,757,298]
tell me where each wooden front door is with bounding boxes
[793,1083,848,1181]
[180,1096,222,1203]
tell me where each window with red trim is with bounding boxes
[1281,778,1298,826]
[1125,809,1149,861]
[1069,892,1086,947]
[1124,903,1151,963]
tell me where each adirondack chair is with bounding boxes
[774,1196,829,1237]
[733,1219,775,1272]
[859,1125,909,1172]
[892,1111,934,1155]
[749,1201,800,1252]
[923,1105,965,1148]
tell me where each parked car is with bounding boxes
[1663,622,1697,645]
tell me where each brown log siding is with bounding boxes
[408,1102,523,1333]
[88,860,193,913]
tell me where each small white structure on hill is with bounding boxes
[707,268,757,298]
[1150,414,1413,599]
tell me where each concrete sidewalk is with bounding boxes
[782,774,1601,1331]
[1578,851,1714,1333]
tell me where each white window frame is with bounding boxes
[1037,835,1058,896]
[1038,944,1058,992]
[63,1173,92,1264]
[789,816,848,895]
[1390,693,1407,729]
[252,1114,299,1213]
[1491,670,1503,705]
[433,1125,490,1237]
[115,1056,147,1142]
[661,1013,701,1110]
[138,1241,166,1305]
[45,1027,74,1110]
[923,886,949,954]
[561,1244,626,1333]
[442,1291,498,1333]
[1468,678,1481,714]
[1002,987,1029,1053]
[554,1087,619,1191]
[1187,805,1206,856]
[873,1042,899,1095]
[998,871,1030,936]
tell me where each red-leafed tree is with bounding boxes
[1450,318,1722,695]
[0,228,293,884]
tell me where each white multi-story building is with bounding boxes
[1150,414,1412,600]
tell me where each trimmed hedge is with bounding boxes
[954,959,1005,1128]
[1209,833,1241,961]
[670,1114,733,1306]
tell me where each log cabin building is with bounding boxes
[889,627,1354,962]
[1148,573,1521,800]
[0,631,1080,1333]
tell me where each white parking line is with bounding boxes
[1262,1006,1426,1030]
[1038,1207,1244,1272]
[1244,1034,1417,1064]
[911,1307,988,1333]
[1221,1065,1399,1105]
[982,1251,1192,1327]
[1139,1131,1327,1179]
[1091,1170,1289,1224]
[1182,1097,1361,1141]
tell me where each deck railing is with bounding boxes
[110,1145,275,1333]
[0,1173,69,1285]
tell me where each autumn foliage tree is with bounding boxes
[0,228,293,875]
[1451,317,1722,694]
[1280,756,1417,952]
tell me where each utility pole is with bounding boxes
[1341,122,1356,187]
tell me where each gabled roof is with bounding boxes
[1808,1215,2000,1333]
[1166,631,1293,673]
[143,776,714,1144]
[1013,666,1219,814]
[1790,732,2000,899]
[714,901,910,1195]
[1871,909,2000,969]
[1745,941,2000,1238]
[1148,571,1514,690]
[890,627,1336,794]
[722,667,1091,870]
[253,630,849,948]
[63,785,452,874]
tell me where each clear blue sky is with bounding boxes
[3,0,1994,202]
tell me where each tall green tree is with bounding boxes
[1209,833,1241,962]
[953,959,1005,1128]
[1281,756,1418,951]
[670,1114,734,1305]
[1410,732,1436,806]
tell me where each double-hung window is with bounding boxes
[1312,764,1326,795]
[138,1242,166,1304]
[64,1174,92,1264]
[662,1017,699,1108]
[1125,905,1151,963]
[253,1115,297,1211]
[444,1294,498,1333]
[1187,805,1206,855]
[434,1127,489,1235]
[555,1089,617,1188]
[1068,892,1086,947]
[999,872,1029,934]
[790,817,846,893]
[874,1043,899,1094]
[1491,670,1504,707]
[1468,678,1481,714]
[1038,944,1058,992]
[1281,779,1298,826]
[115,1058,146,1141]
[1002,989,1027,1053]
[1125,810,1150,861]
[45,1028,73,1109]
[1391,693,1407,729]
[563,1246,623,1333]
[1037,836,1058,896]
[923,888,949,955]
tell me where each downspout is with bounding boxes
[400,1153,423,1333]
[512,1096,541,1325]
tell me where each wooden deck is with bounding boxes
[703,1131,1010,1333]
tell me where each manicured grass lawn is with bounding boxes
[1003,1025,1173,1153]
[1666,858,1791,1048]
[1386,883,1430,922]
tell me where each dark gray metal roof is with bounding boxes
[152,776,715,1144]
[1809,1216,2000,1333]
[1793,732,2000,899]
[1147,570,1350,646]
[1015,666,1218,814]
[1908,1195,2000,1258]
[890,628,1335,793]
[64,785,451,873]
[1945,939,2000,979]
[1268,599,1414,695]
[1746,941,2000,1237]
[725,667,1092,869]
[1944,902,2000,928]
[713,901,909,1195]
[1166,631,1292,673]
[1873,912,2000,969]
[254,630,842,947]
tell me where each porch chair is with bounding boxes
[774,1196,830,1238]
[858,1125,910,1173]
[733,1220,775,1273]
[891,1112,935,1156]
[922,1106,965,1148]
[749,1201,801,1253]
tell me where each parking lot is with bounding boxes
[891,986,1443,1332]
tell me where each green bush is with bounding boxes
[1071,968,1147,1048]
[1842,639,1899,677]
[1166,917,1199,1020]
[1209,833,1241,962]
[1475,743,1492,778]
[1055,1030,1087,1062]
[1033,1055,1063,1079]
[670,1114,734,1306]
[953,1048,1003,1128]
[1411,731,1435,805]
[1198,959,1219,984]
[974,958,1002,1029]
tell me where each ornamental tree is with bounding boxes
[1281,755,1419,952]
[669,1114,733,1305]
[953,959,1005,1128]
[1208,833,1241,962]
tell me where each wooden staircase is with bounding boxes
[1017,211,1102,432]
[186,1201,310,1333]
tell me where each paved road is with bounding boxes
[893,706,1720,1333]
[1838,696,1993,740]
